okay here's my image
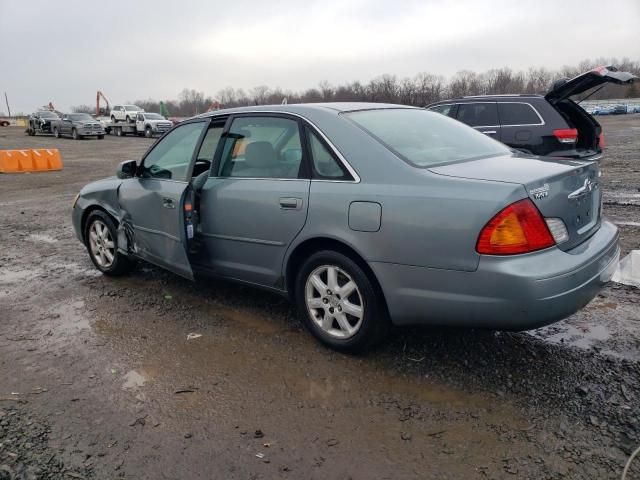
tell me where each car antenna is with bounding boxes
[576,85,605,104]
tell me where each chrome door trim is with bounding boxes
[199,232,285,246]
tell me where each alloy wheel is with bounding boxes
[89,220,115,268]
[305,265,364,339]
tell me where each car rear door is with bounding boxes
[497,102,545,153]
[195,114,310,287]
[455,102,501,139]
[117,120,209,280]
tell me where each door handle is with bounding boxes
[482,130,497,135]
[162,197,176,209]
[279,197,302,209]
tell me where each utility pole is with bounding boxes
[4,92,11,117]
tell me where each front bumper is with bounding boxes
[370,219,619,330]
[78,127,105,136]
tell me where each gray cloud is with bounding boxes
[1,0,638,113]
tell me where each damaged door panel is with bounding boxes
[115,120,209,280]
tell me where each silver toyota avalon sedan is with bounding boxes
[72,103,619,352]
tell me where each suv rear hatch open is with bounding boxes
[430,155,602,251]
[545,66,638,158]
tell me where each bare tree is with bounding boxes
[73,58,639,116]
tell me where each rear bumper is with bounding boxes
[547,149,603,162]
[370,220,619,330]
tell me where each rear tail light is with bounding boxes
[598,132,605,148]
[553,128,578,144]
[476,199,555,255]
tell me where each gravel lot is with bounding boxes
[1,115,639,479]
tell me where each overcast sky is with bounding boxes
[1,0,639,113]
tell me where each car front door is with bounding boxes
[61,116,72,134]
[117,120,208,280]
[456,102,501,139]
[195,114,310,287]
[136,113,144,132]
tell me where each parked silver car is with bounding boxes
[72,103,619,352]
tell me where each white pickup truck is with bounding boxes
[110,105,144,123]
[101,112,173,137]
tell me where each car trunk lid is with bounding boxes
[545,66,638,104]
[545,67,637,158]
[430,154,601,251]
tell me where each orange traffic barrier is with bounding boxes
[0,148,63,173]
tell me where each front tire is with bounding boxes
[85,211,134,276]
[72,128,82,140]
[98,135,104,140]
[295,250,388,353]
[144,126,152,138]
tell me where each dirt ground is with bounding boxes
[0,115,639,479]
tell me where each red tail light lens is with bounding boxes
[598,132,605,148]
[553,128,578,144]
[476,199,555,255]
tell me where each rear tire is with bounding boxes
[84,210,135,276]
[98,135,104,139]
[53,127,60,138]
[294,250,389,353]
[111,115,117,124]
[126,115,131,123]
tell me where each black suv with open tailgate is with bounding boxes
[427,66,637,160]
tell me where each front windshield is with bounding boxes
[145,113,164,120]
[345,108,510,167]
[125,105,140,111]
[68,114,93,121]
[38,111,58,119]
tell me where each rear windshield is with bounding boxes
[125,105,140,110]
[345,108,509,167]
[144,113,165,120]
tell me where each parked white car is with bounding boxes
[110,105,144,123]
[135,112,173,137]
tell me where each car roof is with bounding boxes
[196,102,413,119]
[428,95,545,106]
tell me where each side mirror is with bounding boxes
[117,160,138,179]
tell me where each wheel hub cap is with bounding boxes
[88,220,115,268]
[305,265,364,339]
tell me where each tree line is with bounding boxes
[72,57,639,116]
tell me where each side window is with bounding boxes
[197,123,224,161]
[498,103,542,126]
[428,104,456,117]
[218,116,302,179]
[306,127,349,179]
[140,122,206,181]
[137,114,143,121]
[457,103,498,127]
